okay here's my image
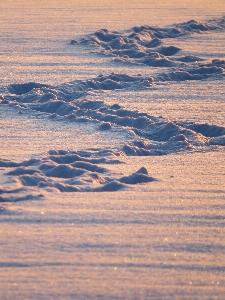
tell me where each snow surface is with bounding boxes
[0,0,225,299]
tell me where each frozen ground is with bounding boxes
[0,0,225,299]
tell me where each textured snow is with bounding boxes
[0,0,225,299]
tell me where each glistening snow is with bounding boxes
[0,1,225,299]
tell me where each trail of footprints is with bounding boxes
[1,17,225,201]
[0,149,155,201]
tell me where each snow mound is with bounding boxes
[72,17,225,72]
[0,149,157,200]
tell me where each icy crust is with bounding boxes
[0,150,155,201]
[72,17,225,72]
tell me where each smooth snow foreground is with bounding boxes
[0,1,225,299]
